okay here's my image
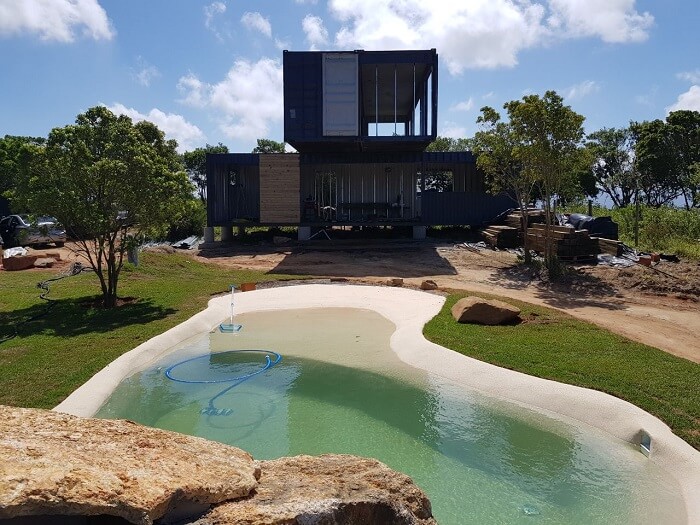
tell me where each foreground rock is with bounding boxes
[0,406,435,524]
[195,454,436,525]
[451,296,521,325]
[0,406,258,524]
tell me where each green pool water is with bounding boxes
[96,307,685,524]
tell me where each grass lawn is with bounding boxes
[1,252,698,450]
[424,291,700,450]
[0,251,301,408]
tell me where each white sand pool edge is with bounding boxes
[54,284,699,523]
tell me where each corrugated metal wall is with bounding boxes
[420,192,515,226]
[206,154,260,225]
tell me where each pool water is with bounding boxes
[96,308,685,524]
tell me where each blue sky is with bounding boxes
[1,0,699,153]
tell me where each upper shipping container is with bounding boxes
[284,49,438,153]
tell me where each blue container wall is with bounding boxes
[284,52,323,144]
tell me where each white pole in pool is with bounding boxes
[229,285,235,326]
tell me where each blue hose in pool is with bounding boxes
[165,350,282,416]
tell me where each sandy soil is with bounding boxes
[13,239,699,363]
[192,238,700,364]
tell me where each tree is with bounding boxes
[0,135,45,211]
[182,143,228,203]
[252,138,285,153]
[472,106,536,263]
[15,106,193,308]
[586,127,637,208]
[504,91,587,272]
[425,136,470,152]
[633,111,700,209]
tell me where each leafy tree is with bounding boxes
[425,136,470,152]
[0,135,46,211]
[15,106,193,308]
[252,138,286,153]
[472,106,536,263]
[182,143,228,203]
[586,127,637,207]
[631,111,700,208]
[631,119,683,207]
[504,91,587,273]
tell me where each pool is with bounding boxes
[95,305,686,524]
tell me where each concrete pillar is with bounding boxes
[221,226,234,242]
[413,225,426,240]
[203,226,215,243]
[298,226,311,241]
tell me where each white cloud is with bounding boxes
[0,0,114,42]
[564,80,600,100]
[241,11,272,37]
[667,85,700,113]
[450,97,474,112]
[295,0,318,4]
[177,58,283,142]
[441,121,467,139]
[132,56,160,87]
[677,70,700,84]
[106,103,205,152]
[204,1,226,40]
[547,0,653,43]
[302,15,328,49]
[177,74,208,107]
[326,0,653,73]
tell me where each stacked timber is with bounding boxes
[504,209,547,230]
[526,223,597,260]
[482,225,519,249]
[592,237,624,256]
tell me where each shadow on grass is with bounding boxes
[0,296,176,340]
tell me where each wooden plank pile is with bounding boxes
[482,225,519,248]
[504,209,547,230]
[526,224,598,260]
[591,237,624,256]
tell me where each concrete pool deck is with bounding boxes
[55,284,700,523]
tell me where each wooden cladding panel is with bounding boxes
[259,154,300,223]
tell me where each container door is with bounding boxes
[322,53,358,136]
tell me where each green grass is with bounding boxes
[0,251,301,408]
[424,291,700,449]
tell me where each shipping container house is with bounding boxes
[206,50,514,238]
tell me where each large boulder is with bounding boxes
[195,454,436,525]
[0,406,259,524]
[0,406,436,525]
[451,296,521,325]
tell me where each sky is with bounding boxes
[1,0,699,154]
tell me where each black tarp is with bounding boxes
[567,213,618,239]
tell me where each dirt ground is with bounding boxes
[13,238,700,363]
